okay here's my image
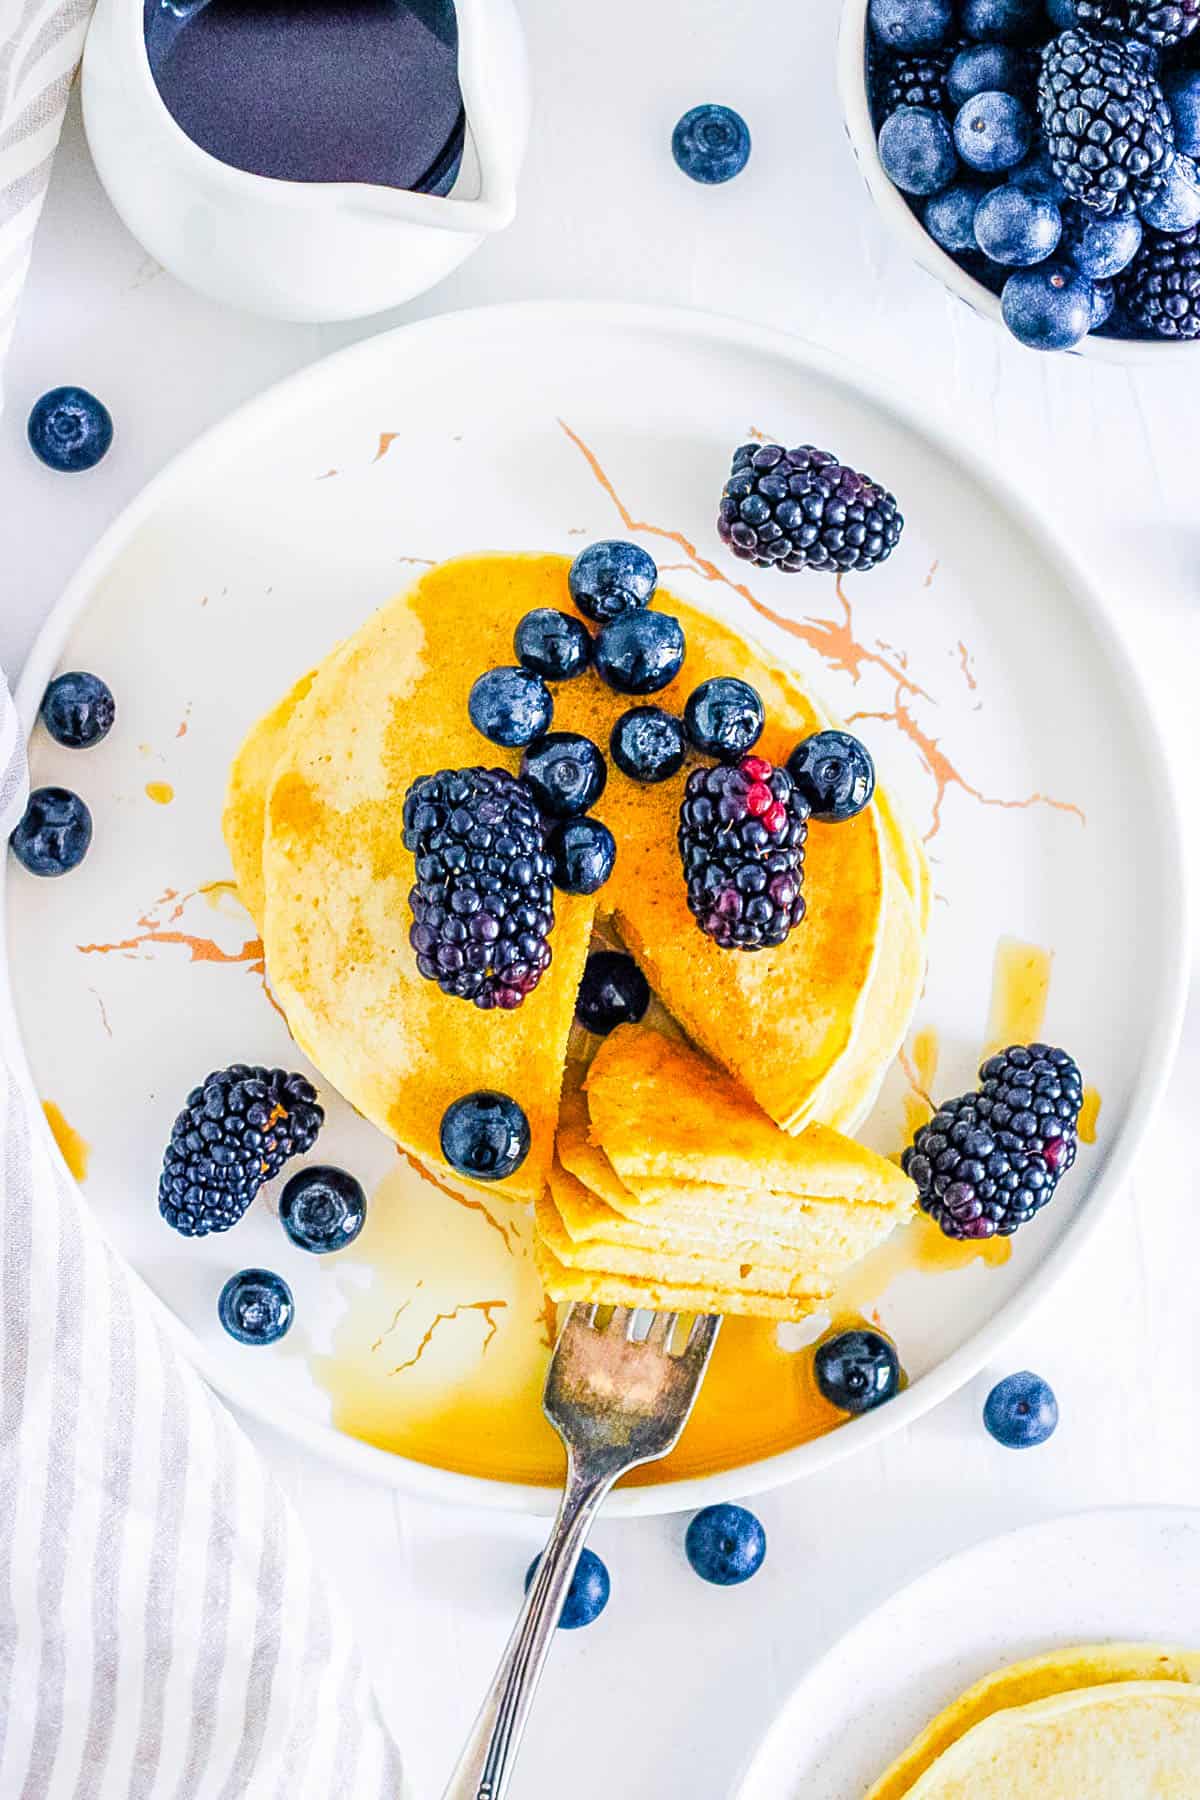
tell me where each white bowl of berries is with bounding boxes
[838,0,1200,357]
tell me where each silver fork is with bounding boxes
[441,1303,721,1800]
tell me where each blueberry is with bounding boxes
[1007,147,1066,202]
[924,179,991,252]
[520,732,607,818]
[983,1370,1058,1447]
[40,671,116,748]
[786,731,875,823]
[513,609,592,682]
[610,707,687,783]
[683,677,764,760]
[869,0,954,51]
[1001,262,1094,349]
[1138,156,1200,234]
[1164,69,1200,159]
[684,1504,766,1586]
[546,817,616,894]
[525,1548,610,1629]
[468,666,552,748]
[671,104,751,184]
[973,185,1061,266]
[27,386,113,473]
[960,0,1042,38]
[946,44,1029,108]
[1089,279,1114,330]
[1044,0,1076,24]
[1062,207,1141,280]
[568,541,657,624]
[954,92,1033,174]
[575,950,650,1036]
[279,1165,366,1254]
[440,1091,530,1181]
[594,611,685,696]
[878,105,958,195]
[814,1328,901,1413]
[218,1269,294,1345]
[9,786,93,876]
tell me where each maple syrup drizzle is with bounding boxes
[1078,1086,1101,1144]
[144,781,175,805]
[983,936,1052,1058]
[42,1101,90,1182]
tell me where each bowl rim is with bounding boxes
[835,0,1193,364]
[1,298,1189,1517]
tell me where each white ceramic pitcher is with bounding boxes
[82,0,529,322]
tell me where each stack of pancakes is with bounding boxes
[536,1026,916,1320]
[222,552,930,1319]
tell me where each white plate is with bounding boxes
[736,1505,1200,1798]
[1,302,1186,1515]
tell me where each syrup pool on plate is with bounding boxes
[304,932,1099,1486]
[144,0,466,193]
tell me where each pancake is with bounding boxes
[899,1682,1200,1798]
[584,1025,916,1206]
[550,1147,902,1269]
[539,1026,914,1320]
[235,555,909,1157]
[869,1643,1200,1800]
[555,1087,907,1260]
[222,666,317,930]
[229,552,926,1211]
[540,1170,833,1302]
[815,877,925,1134]
[532,1234,809,1322]
[258,568,599,1201]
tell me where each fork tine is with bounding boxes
[683,1313,722,1366]
[645,1311,679,1351]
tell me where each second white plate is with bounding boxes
[737,1506,1200,1799]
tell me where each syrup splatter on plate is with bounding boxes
[1,306,1183,1514]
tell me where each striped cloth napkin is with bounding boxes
[1,11,406,1795]
[1,680,405,1796]
[0,0,93,372]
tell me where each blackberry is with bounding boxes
[1116,221,1200,336]
[1076,0,1200,47]
[872,46,956,122]
[903,1043,1083,1239]
[1038,30,1175,218]
[403,767,555,1010]
[718,444,903,575]
[678,754,808,951]
[979,1043,1083,1160]
[158,1064,323,1237]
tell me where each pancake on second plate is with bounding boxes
[868,1643,1200,1800]
[899,1682,1200,1798]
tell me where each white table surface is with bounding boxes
[4,4,1200,1796]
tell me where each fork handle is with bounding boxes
[441,1461,615,1800]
